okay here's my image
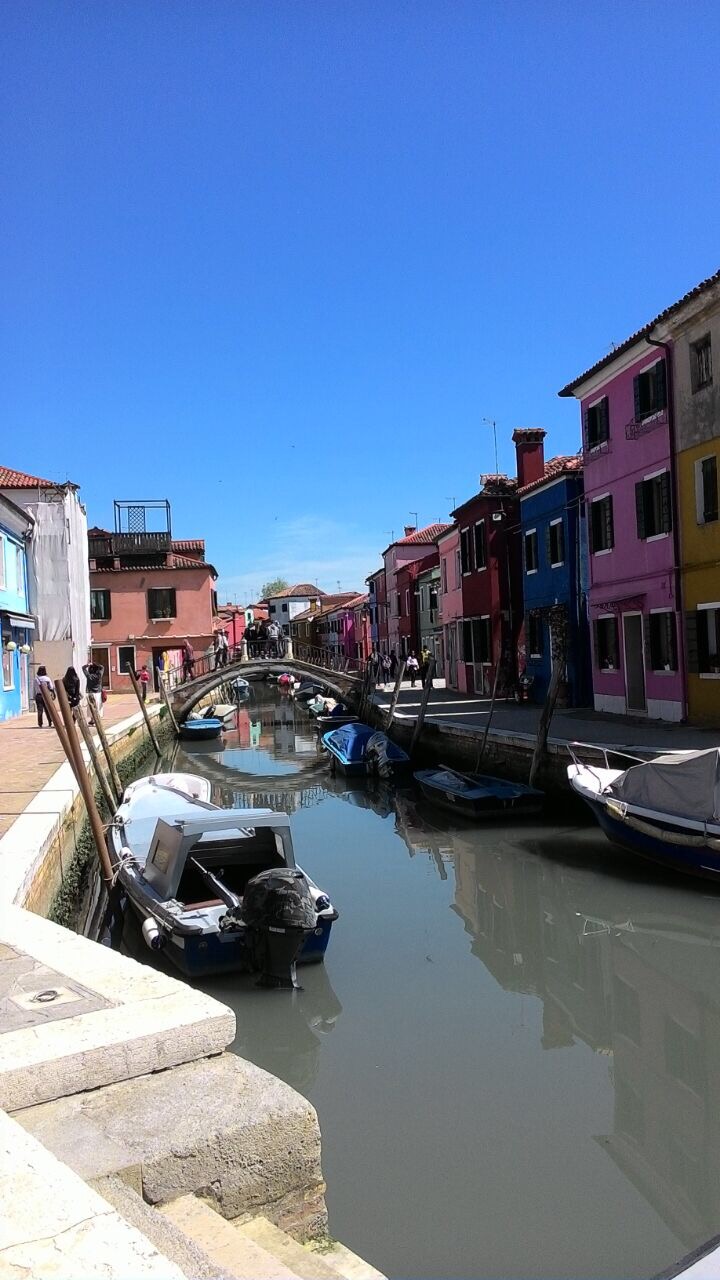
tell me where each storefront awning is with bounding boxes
[2,611,36,630]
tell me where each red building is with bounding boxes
[88,500,218,690]
[366,567,388,654]
[449,432,545,694]
[395,550,439,658]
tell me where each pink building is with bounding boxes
[383,524,452,657]
[438,527,463,688]
[561,341,684,720]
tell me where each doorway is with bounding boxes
[622,613,646,712]
[90,646,111,689]
[19,653,29,712]
[447,625,457,687]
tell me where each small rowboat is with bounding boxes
[315,713,359,733]
[414,766,544,819]
[179,717,224,742]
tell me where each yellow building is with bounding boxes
[663,276,720,723]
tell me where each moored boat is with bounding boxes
[179,717,224,741]
[415,766,543,819]
[293,681,326,703]
[322,722,410,777]
[315,713,359,732]
[567,742,720,881]
[109,772,338,981]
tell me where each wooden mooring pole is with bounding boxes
[40,687,81,787]
[127,667,162,757]
[54,680,115,885]
[529,658,564,789]
[87,696,122,803]
[476,658,502,768]
[158,674,180,735]
[409,658,436,755]
[385,660,407,731]
[76,715,117,816]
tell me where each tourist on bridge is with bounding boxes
[182,640,195,681]
[214,630,229,669]
[34,666,55,727]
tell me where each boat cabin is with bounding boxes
[142,810,296,908]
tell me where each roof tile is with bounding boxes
[518,454,583,496]
[0,465,61,488]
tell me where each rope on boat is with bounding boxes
[606,801,720,851]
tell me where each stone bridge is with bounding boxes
[167,653,362,721]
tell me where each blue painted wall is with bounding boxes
[519,473,591,707]
[0,521,32,721]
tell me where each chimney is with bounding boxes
[404,525,416,537]
[512,428,546,489]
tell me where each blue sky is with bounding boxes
[3,1,720,601]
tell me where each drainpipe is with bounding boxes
[645,334,687,720]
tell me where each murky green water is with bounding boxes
[125,688,720,1279]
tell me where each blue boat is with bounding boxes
[179,717,224,741]
[568,742,720,883]
[110,773,338,981]
[322,723,410,777]
[415,766,544,819]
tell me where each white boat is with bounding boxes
[568,742,720,882]
[109,772,338,982]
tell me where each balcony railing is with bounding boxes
[625,409,668,440]
[89,531,172,559]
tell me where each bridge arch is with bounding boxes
[167,655,362,720]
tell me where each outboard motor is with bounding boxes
[241,868,317,989]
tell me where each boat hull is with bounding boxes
[179,720,223,741]
[583,795,720,883]
[417,782,542,820]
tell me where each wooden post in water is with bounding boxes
[76,714,117,816]
[40,687,81,787]
[409,658,436,755]
[87,696,122,803]
[158,673,180,735]
[476,658,502,768]
[529,658,564,789]
[127,667,162,757]
[55,680,114,885]
[385,660,407,731]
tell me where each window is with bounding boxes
[2,648,13,690]
[405,589,410,617]
[524,529,538,572]
[695,455,718,524]
[461,617,491,664]
[528,614,544,657]
[633,359,667,420]
[585,396,609,448]
[282,602,288,612]
[397,591,402,617]
[474,521,487,570]
[269,604,276,614]
[635,471,672,539]
[117,644,136,675]
[456,548,462,583]
[90,589,111,621]
[460,527,473,574]
[649,612,677,671]
[548,519,565,566]
[691,334,712,393]
[696,605,720,675]
[441,558,448,593]
[147,587,176,619]
[429,583,438,619]
[0,538,5,590]
[589,495,614,553]
[16,546,23,592]
[594,616,619,671]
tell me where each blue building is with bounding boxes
[518,455,591,707]
[0,494,34,721]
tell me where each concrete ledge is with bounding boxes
[16,1053,328,1241]
[0,1108,186,1278]
[0,905,235,1110]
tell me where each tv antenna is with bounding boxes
[482,417,499,475]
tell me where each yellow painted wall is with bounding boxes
[678,440,720,723]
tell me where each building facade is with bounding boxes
[561,342,684,720]
[266,584,326,638]
[0,468,91,678]
[518,455,590,707]
[382,525,451,657]
[0,493,34,720]
[366,568,388,654]
[438,527,463,689]
[88,502,217,690]
[417,559,442,669]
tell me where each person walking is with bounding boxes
[182,640,195,682]
[82,659,104,719]
[34,666,55,727]
[419,645,432,686]
[406,652,420,689]
[389,650,398,680]
[62,666,82,719]
[381,652,392,688]
[137,664,151,703]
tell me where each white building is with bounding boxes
[265,583,326,637]
[0,467,91,677]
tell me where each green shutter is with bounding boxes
[685,611,699,675]
[635,482,646,540]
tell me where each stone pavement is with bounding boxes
[0,693,157,840]
[372,678,720,752]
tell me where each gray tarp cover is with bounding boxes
[605,749,720,822]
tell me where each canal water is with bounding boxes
[124,688,720,1279]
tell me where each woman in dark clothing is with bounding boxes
[63,666,82,718]
[34,666,55,727]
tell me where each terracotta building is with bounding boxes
[88,500,217,691]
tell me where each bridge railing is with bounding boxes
[292,643,364,675]
[161,640,365,693]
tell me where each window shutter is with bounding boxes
[588,505,595,553]
[605,497,614,549]
[601,397,610,441]
[583,409,589,448]
[656,359,667,410]
[545,525,552,565]
[633,375,641,420]
[685,611,699,675]
[635,482,646,540]
[660,471,672,532]
[644,616,654,670]
[666,612,678,670]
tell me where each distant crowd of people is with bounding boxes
[369,645,435,690]
[243,619,285,659]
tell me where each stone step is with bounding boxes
[234,1216,343,1280]
[160,1196,302,1280]
[307,1238,386,1280]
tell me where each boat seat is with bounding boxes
[181,898,224,911]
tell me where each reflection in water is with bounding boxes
[449,829,720,1249]
[125,688,720,1278]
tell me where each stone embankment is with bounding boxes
[0,698,384,1279]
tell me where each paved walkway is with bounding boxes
[0,694,156,840]
[372,679,720,753]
